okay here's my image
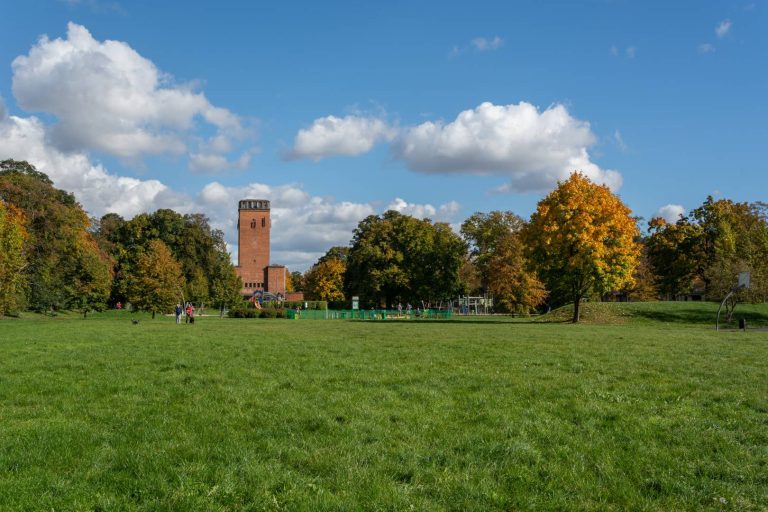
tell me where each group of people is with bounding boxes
[175,302,195,324]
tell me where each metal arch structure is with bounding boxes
[715,271,750,331]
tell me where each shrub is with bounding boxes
[259,308,277,319]
[228,302,259,318]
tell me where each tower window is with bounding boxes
[261,218,266,228]
[250,219,256,229]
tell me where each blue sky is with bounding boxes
[1,0,766,270]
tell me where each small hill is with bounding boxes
[535,301,768,326]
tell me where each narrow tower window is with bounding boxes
[261,218,266,228]
[250,219,256,229]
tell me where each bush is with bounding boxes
[228,302,259,318]
[258,308,277,319]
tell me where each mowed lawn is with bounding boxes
[1,304,767,511]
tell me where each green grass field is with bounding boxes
[1,303,767,511]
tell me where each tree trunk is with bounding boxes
[573,295,581,323]
[152,310,156,319]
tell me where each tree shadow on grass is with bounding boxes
[632,307,768,326]
[349,318,520,325]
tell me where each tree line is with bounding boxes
[3,159,767,323]
[0,160,242,318]
[297,173,768,322]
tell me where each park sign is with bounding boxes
[352,296,359,310]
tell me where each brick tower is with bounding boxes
[236,199,271,295]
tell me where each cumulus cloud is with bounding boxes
[198,182,380,270]
[655,204,686,223]
[11,22,245,161]
[698,43,716,54]
[386,198,460,221]
[0,113,188,218]
[625,46,637,58]
[715,19,732,38]
[287,114,396,160]
[394,101,621,192]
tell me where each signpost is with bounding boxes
[352,296,359,310]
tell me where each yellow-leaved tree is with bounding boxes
[523,172,640,322]
[129,239,185,319]
[304,258,346,305]
[0,202,28,317]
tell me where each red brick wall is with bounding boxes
[266,265,286,296]
[236,200,270,295]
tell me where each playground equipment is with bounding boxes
[452,295,494,315]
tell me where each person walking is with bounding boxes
[188,303,195,324]
[175,303,182,324]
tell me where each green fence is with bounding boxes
[286,309,452,320]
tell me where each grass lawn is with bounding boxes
[1,303,767,511]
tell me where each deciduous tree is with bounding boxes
[129,239,185,319]
[345,211,465,307]
[524,172,639,322]
[486,233,546,314]
[0,202,28,316]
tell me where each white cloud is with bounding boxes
[288,114,396,160]
[0,96,6,120]
[698,43,716,54]
[198,182,379,270]
[0,113,187,218]
[610,46,619,57]
[393,101,622,192]
[471,36,503,52]
[11,22,245,161]
[655,204,686,223]
[715,19,732,38]
[386,198,460,221]
[625,46,636,59]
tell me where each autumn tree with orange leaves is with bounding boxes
[524,172,640,323]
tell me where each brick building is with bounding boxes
[235,199,287,297]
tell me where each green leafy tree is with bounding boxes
[289,270,304,292]
[0,160,104,313]
[461,211,526,293]
[94,209,239,308]
[129,239,185,319]
[646,217,703,298]
[185,268,210,306]
[524,173,640,323]
[66,234,113,317]
[345,211,465,307]
[209,254,242,317]
[0,202,28,316]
